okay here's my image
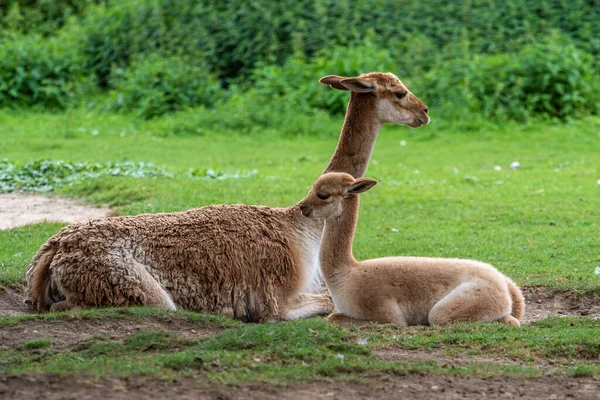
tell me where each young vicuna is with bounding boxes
[299,173,525,326]
[26,72,430,322]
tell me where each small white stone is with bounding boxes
[335,354,344,361]
[357,337,368,345]
[91,129,99,136]
[494,166,502,171]
[510,161,520,170]
[391,228,400,232]
[597,179,600,185]
[594,267,600,275]
[452,167,459,175]
[400,140,407,146]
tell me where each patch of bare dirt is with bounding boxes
[0,288,31,317]
[0,193,110,230]
[0,374,598,400]
[522,287,600,323]
[0,316,218,351]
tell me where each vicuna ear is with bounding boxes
[346,178,378,194]
[339,78,376,93]
[319,75,351,91]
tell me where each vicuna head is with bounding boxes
[299,172,377,219]
[320,72,430,128]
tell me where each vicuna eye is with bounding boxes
[395,92,407,100]
[317,193,330,200]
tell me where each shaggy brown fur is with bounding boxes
[25,72,430,322]
[299,173,525,327]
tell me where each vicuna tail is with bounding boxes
[26,241,60,312]
[507,278,525,321]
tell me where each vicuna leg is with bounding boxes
[49,300,71,312]
[281,293,334,320]
[327,312,367,325]
[496,315,520,327]
[428,280,511,326]
[58,259,176,311]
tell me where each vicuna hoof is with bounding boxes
[49,300,71,312]
[497,315,520,327]
[326,312,364,325]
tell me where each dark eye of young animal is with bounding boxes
[317,193,330,200]
[395,92,407,100]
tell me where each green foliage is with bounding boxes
[248,36,397,115]
[4,0,600,120]
[419,35,600,120]
[75,0,600,88]
[108,54,221,119]
[0,159,172,193]
[0,34,86,109]
[0,0,98,36]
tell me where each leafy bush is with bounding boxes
[419,35,600,121]
[1,0,98,36]
[108,55,221,119]
[77,0,600,88]
[0,34,86,109]
[248,36,398,115]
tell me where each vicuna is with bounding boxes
[26,72,430,322]
[299,172,525,326]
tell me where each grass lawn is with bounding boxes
[1,110,599,292]
[0,109,599,383]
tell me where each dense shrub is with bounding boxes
[76,0,600,88]
[418,35,600,121]
[1,0,98,36]
[245,36,403,115]
[108,54,221,119]
[0,34,86,108]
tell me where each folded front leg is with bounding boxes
[281,293,334,320]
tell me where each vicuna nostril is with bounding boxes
[423,108,429,114]
[299,205,306,211]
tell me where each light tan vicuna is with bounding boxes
[25,72,430,322]
[299,173,525,326]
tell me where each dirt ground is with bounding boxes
[1,287,599,399]
[0,193,110,230]
[1,373,599,399]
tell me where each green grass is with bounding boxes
[0,307,243,329]
[21,338,53,350]
[1,311,598,382]
[1,109,599,292]
[0,223,66,287]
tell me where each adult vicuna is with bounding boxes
[299,172,525,326]
[26,72,430,322]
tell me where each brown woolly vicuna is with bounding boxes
[25,72,430,322]
[299,172,525,326]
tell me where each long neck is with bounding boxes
[323,93,381,178]
[320,196,360,285]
